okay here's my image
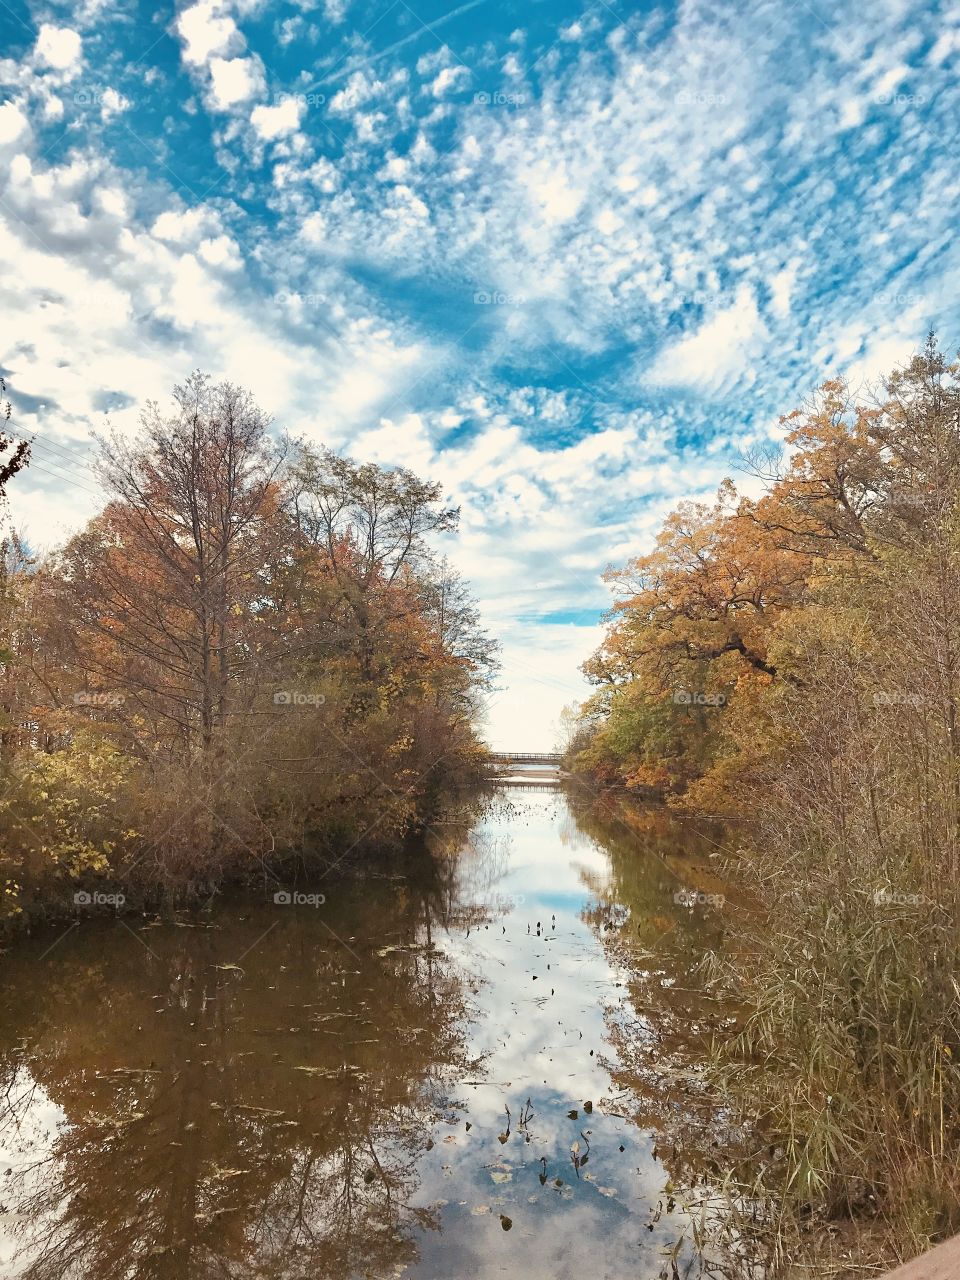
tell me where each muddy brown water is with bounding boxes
[0,784,734,1280]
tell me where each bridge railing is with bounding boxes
[490,752,562,762]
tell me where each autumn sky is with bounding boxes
[1,0,958,746]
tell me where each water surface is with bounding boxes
[0,785,732,1279]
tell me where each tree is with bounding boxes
[0,377,495,907]
[0,375,31,499]
[416,558,499,718]
[291,445,459,688]
[574,335,960,811]
[60,373,287,758]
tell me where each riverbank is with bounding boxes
[565,783,960,1279]
[563,345,960,1278]
[1,754,493,941]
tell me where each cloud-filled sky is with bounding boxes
[1,0,958,746]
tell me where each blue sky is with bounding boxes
[1,0,958,746]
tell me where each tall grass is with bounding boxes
[702,591,960,1274]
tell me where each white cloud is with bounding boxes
[323,0,349,21]
[874,63,909,100]
[198,234,243,268]
[928,29,960,66]
[96,187,128,218]
[328,71,383,117]
[524,163,584,225]
[151,205,223,244]
[648,286,768,393]
[35,25,83,73]
[209,55,264,109]
[769,262,799,319]
[594,208,622,236]
[100,87,130,120]
[430,65,468,97]
[250,97,303,140]
[0,104,29,146]
[176,0,240,67]
[838,97,867,129]
[385,184,430,222]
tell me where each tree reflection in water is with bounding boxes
[565,788,766,1278]
[0,843,489,1280]
[1,793,751,1280]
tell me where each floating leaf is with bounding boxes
[499,1214,512,1231]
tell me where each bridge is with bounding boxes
[490,752,562,764]
[489,752,563,786]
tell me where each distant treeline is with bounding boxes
[0,373,498,926]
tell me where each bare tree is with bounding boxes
[64,372,287,757]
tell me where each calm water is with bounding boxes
[0,785,734,1280]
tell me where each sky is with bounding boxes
[0,0,958,748]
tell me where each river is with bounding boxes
[0,782,735,1280]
